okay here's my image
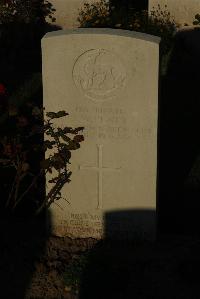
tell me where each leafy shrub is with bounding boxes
[193,14,200,25]
[0,1,59,82]
[0,0,56,24]
[0,79,84,217]
[78,1,178,74]
[78,0,110,28]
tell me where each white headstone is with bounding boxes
[149,0,200,26]
[42,28,160,240]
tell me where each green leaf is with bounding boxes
[60,148,71,161]
[195,14,200,20]
[66,141,80,150]
[48,176,59,183]
[60,133,71,142]
[73,135,84,143]
[46,112,57,119]
[44,140,56,149]
[51,153,66,169]
[56,111,69,118]
[40,158,51,169]
[76,127,84,132]
[46,111,69,119]
[62,127,74,134]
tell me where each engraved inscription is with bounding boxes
[74,105,155,140]
[84,125,130,140]
[79,144,121,209]
[74,105,130,140]
[59,212,104,237]
[56,212,146,239]
[73,49,126,101]
[74,106,126,125]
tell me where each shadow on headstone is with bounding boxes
[104,209,156,240]
[79,209,156,299]
[158,27,200,235]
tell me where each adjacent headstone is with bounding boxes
[42,28,160,240]
[46,0,98,28]
[149,0,200,26]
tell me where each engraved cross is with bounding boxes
[79,144,121,209]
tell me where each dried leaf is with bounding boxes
[73,135,84,143]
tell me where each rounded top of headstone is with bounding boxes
[43,28,161,44]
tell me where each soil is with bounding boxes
[2,226,200,299]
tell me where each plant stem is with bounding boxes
[12,170,42,210]
[6,163,20,208]
[35,171,70,215]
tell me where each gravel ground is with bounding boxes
[2,230,200,299]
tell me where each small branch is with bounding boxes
[6,163,21,208]
[12,170,42,210]
[35,171,70,215]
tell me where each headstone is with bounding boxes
[46,0,99,29]
[149,0,200,26]
[42,28,160,240]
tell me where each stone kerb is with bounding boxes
[42,28,160,241]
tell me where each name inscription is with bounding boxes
[74,105,155,140]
